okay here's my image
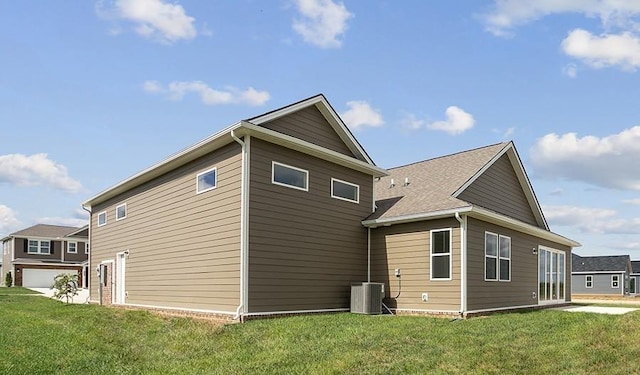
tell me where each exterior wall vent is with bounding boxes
[350,282,383,314]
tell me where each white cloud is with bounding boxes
[482,1,640,36]
[143,80,270,106]
[399,113,425,131]
[549,188,564,196]
[0,205,22,235]
[530,126,640,190]
[623,198,640,205]
[561,29,640,70]
[563,63,578,78]
[99,0,197,43]
[292,0,353,48]
[0,154,83,193]
[544,204,640,234]
[339,101,384,130]
[427,106,475,135]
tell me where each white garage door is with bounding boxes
[22,269,76,288]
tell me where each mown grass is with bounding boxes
[0,286,40,295]
[1,292,640,374]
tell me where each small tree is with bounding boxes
[51,273,79,303]
[5,272,12,287]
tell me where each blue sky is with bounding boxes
[1,1,639,257]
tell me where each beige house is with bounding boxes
[83,94,579,320]
[2,224,89,288]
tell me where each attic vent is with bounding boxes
[403,177,410,186]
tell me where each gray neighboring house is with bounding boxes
[2,224,89,288]
[631,261,640,295]
[571,253,632,296]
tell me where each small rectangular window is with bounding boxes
[272,162,308,191]
[331,178,359,203]
[612,275,620,288]
[40,240,50,254]
[67,242,77,254]
[586,275,593,288]
[28,240,39,254]
[116,203,127,221]
[196,167,217,194]
[499,235,511,282]
[430,229,451,280]
[98,211,107,226]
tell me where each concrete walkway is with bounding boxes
[555,305,639,315]
[28,288,90,304]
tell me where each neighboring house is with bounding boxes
[631,261,640,295]
[365,143,580,315]
[82,94,579,320]
[1,224,89,288]
[571,253,632,296]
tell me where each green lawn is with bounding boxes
[1,291,640,374]
[0,286,41,295]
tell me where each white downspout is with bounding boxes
[231,130,249,321]
[367,227,371,282]
[82,204,92,296]
[455,212,467,315]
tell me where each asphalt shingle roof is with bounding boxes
[572,253,630,272]
[9,224,83,239]
[367,142,509,221]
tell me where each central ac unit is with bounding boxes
[351,282,383,315]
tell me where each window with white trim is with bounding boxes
[196,167,217,194]
[67,241,77,254]
[28,239,50,255]
[98,211,107,226]
[612,275,620,288]
[116,203,127,221]
[430,229,451,280]
[272,162,308,191]
[331,178,359,203]
[585,275,593,288]
[485,232,511,282]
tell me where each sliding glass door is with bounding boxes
[538,247,566,304]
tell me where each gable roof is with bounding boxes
[83,94,386,208]
[363,142,579,247]
[631,261,640,274]
[572,253,630,273]
[6,224,83,239]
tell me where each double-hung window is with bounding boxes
[67,241,77,254]
[430,229,451,280]
[585,275,593,288]
[28,240,50,255]
[272,162,308,191]
[612,275,620,288]
[485,232,511,281]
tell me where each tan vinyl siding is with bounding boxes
[466,217,571,311]
[458,155,540,227]
[90,143,242,312]
[258,106,356,158]
[248,138,372,313]
[370,219,461,312]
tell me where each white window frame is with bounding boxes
[196,167,217,194]
[28,239,51,255]
[116,203,127,221]
[586,275,593,288]
[484,232,511,282]
[331,178,359,203]
[67,241,77,254]
[97,211,107,227]
[430,228,452,281]
[271,161,309,192]
[612,275,620,288]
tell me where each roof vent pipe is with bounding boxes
[404,177,410,186]
[390,178,395,188]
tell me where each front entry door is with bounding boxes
[538,247,566,304]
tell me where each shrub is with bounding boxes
[51,273,79,303]
[5,272,12,287]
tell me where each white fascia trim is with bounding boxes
[452,143,549,230]
[572,271,626,275]
[119,303,236,316]
[362,207,473,228]
[244,308,349,317]
[237,122,386,177]
[470,207,580,247]
[249,95,374,165]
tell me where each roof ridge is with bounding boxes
[386,141,510,170]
